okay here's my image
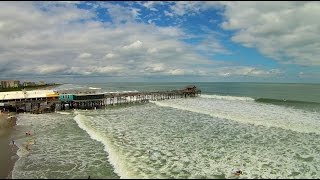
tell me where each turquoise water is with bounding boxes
[11,82,320,179]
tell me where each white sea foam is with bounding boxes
[122,90,139,93]
[75,104,320,179]
[56,111,71,115]
[12,113,117,179]
[200,94,255,101]
[151,97,320,134]
[73,112,132,179]
[103,91,120,94]
[89,87,102,90]
[12,101,320,179]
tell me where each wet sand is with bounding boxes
[0,113,18,179]
[0,128,17,179]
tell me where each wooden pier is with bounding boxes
[0,85,201,114]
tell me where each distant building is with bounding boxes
[39,81,46,85]
[23,81,36,87]
[1,80,20,88]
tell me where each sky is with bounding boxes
[0,1,319,83]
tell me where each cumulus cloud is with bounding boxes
[122,40,143,50]
[36,65,69,74]
[158,26,185,37]
[165,1,320,67]
[0,2,212,79]
[166,1,221,17]
[164,10,174,17]
[147,48,158,54]
[169,1,202,16]
[144,63,166,73]
[139,1,164,11]
[0,1,287,82]
[210,66,283,77]
[78,53,92,59]
[219,1,320,66]
[195,37,231,55]
[104,53,116,59]
[101,3,141,24]
[168,69,186,75]
[92,66,124,74]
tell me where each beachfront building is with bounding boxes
[0,80,20,88]
[23,81,37,87]
[38,81,46,85]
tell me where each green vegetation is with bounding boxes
[0,83,62,92]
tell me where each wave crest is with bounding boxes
[151,98,320,134]
[200,94,255,101]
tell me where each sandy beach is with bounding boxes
[0,112,18,179]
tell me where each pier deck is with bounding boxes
[0,86,201,113]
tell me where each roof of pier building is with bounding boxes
[0,90,56,100]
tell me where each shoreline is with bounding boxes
[0,128,18,179]
[6,144,18,179]
[0,112,18,179]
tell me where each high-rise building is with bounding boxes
[23,81,36,87]
[0,80,20,88]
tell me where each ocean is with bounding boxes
[11,82,320,179]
